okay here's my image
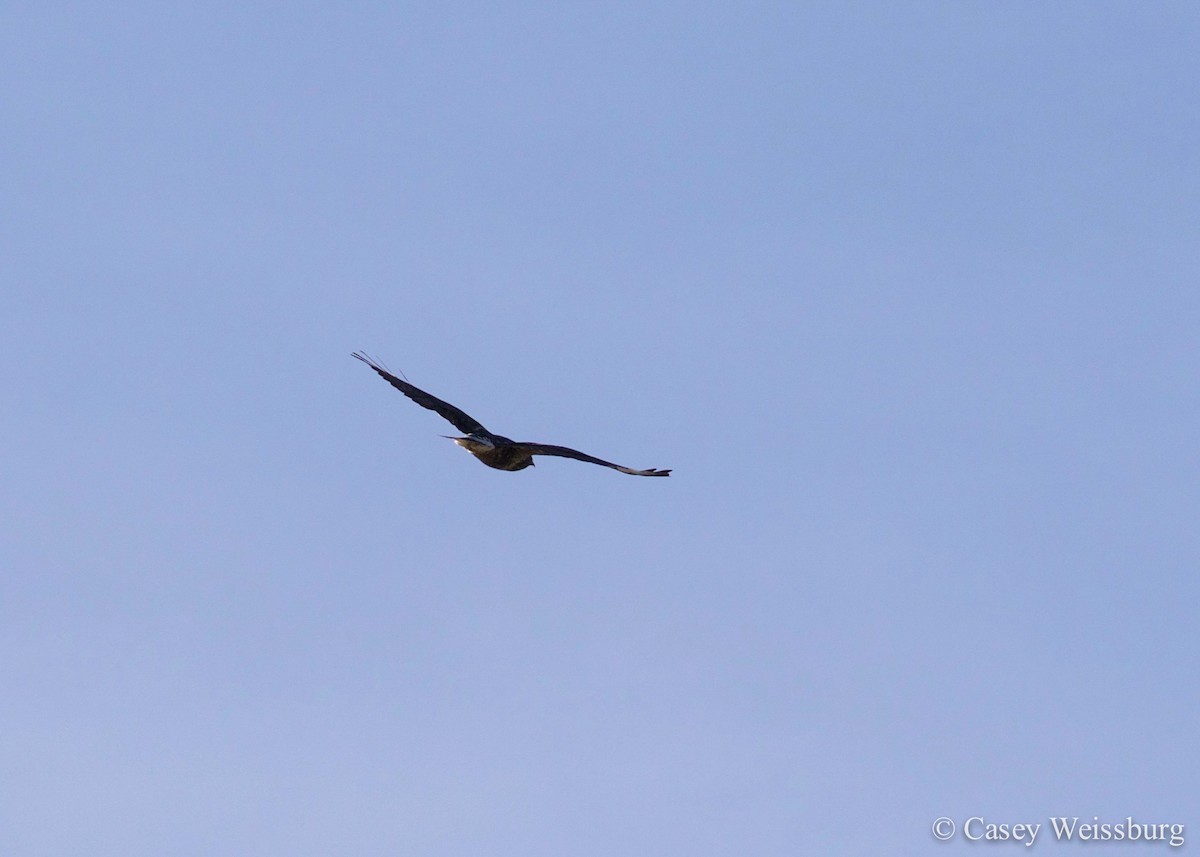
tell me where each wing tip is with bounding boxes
[352,351,393,376]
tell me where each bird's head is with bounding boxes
[442,434,494,454]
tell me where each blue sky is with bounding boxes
[2,3,1197,854]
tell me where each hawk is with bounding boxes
[353,353,670,477]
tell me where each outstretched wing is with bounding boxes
[352,352,488,435]
[516,443,671,477]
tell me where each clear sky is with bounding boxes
[2,3,1196,854]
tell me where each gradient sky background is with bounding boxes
[3,3,1197,855]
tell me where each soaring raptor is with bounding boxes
[353,353,671,477]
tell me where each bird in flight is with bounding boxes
[353,352,671,477]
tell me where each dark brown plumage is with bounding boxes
[353,352,671,477]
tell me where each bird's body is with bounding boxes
[352,352,670,477]
[450,434,534,471]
